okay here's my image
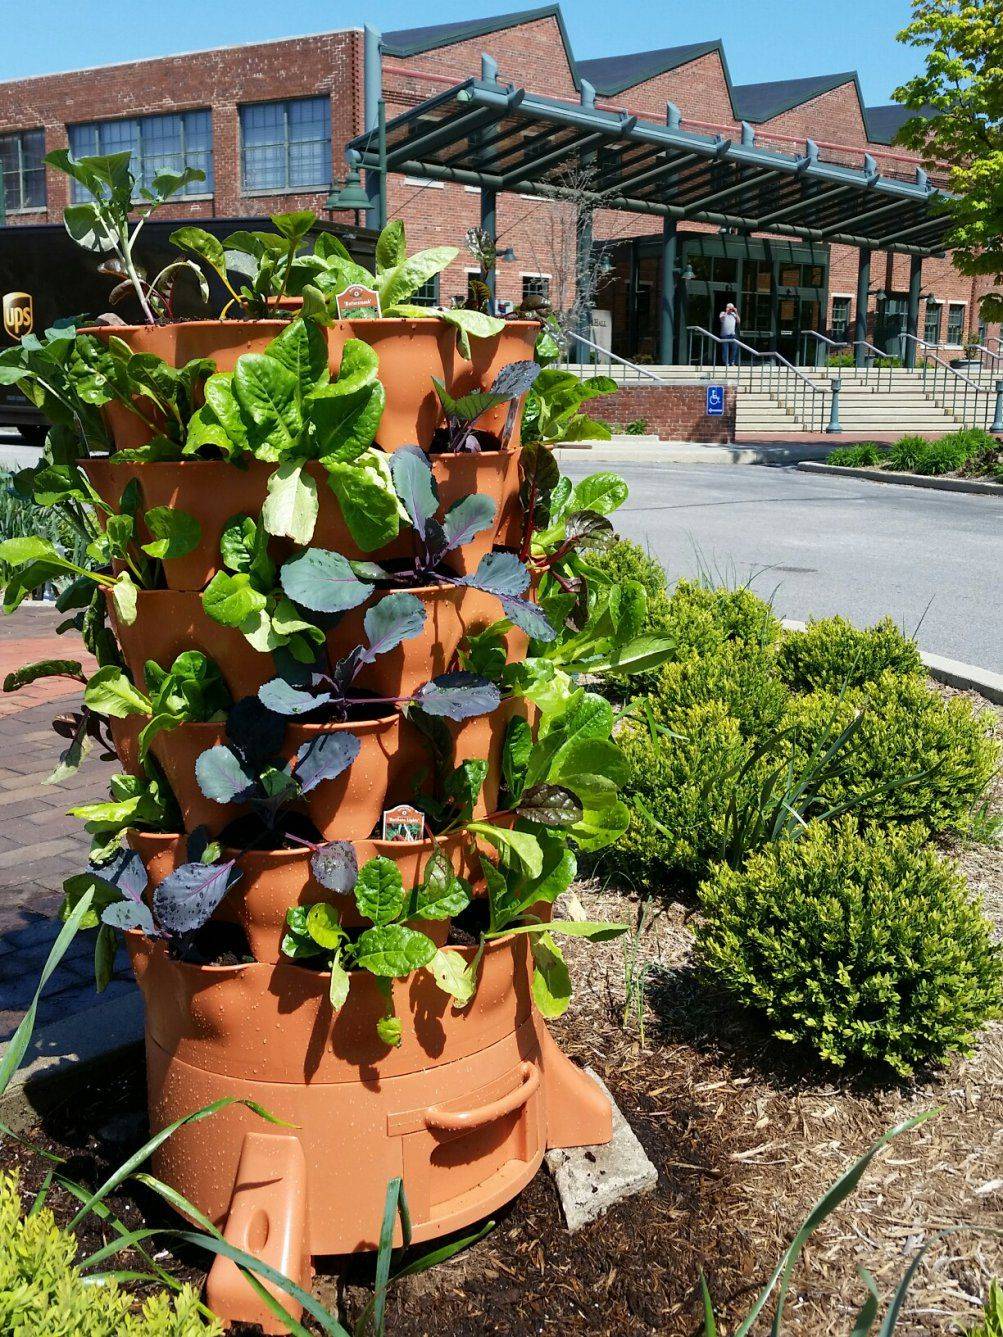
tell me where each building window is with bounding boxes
[0,129,46,212]
[404,175,443,189]
[830,296,852,341]
[240,97,331,194]
[924,300,942,345]
[521,273,551,304]
[411,275,440,307]
[68,112,212,199]
[946,302,966,345]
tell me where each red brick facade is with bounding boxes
[590,383,737,443]
[0,11,992,350]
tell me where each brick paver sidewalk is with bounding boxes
[0,605,133,1046]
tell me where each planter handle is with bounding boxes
[425,1061,539,1134]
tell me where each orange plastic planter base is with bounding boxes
[127,935,611,1334]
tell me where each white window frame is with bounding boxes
[238,96,331,196]
[520,271,552,303]
[829,293,853,340]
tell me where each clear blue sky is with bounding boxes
[6,0,922,104]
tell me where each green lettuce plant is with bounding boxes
[171,210,317,318]
[190,316,392,547]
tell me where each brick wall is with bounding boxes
[1,31,361,227]
[589,383,737,442]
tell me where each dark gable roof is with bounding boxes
[865,103,932,145]
[382,4,577,72]
[732,72,860,123]
[578,41,723,97]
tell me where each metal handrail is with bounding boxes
[562,331,669,386]
[686,325,829,431]
[901,334,996,428]
[802,330,848,368]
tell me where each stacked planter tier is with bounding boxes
[98,316,612,1333]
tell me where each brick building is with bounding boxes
[0,4,993,363]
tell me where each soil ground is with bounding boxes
[0,688,1000,1336]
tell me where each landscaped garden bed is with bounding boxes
[0,145,1001,1336]
[823,430,1003,483]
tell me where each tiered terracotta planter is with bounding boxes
[127,932,611,1327]
[127,830,479,960]
[101,312,613,1334]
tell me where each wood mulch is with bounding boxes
[0,685,999,1336]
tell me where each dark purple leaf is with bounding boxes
[515,783,583,828]
[153,859,243,935]
[311,840,359,894]
[441,495,495,554]
[490,360,540,400]
[186,825,212,864]
[226,695,287,767]
[390,445,439,536]
[461,550,531,598]
[281,548,372,614]
[498,593,557,643]
[88,847,147,902]
[258,677,332,716]
[195,745,257,804]
[294,731,361,794]
[564,509,615,548]
[361,592,426,664]
[101,899,156,935]
[411,672,501,721]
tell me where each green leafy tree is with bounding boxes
[894,0,1003,321]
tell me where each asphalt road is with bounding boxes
[562,460,1002,671]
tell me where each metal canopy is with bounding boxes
[346,76,952,256]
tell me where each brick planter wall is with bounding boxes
[589,383,736,443]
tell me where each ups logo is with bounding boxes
[2,292,33,340]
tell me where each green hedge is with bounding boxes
[0,1171,221,1335]
[776,615,924,693]
[648,639,789,739]
[788,671,999,835]
[696,819,1003,1075]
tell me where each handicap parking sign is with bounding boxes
[706,384,725,416]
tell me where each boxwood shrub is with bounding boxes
[788,670,1000,834]
[0,1171,220,1334]
[696,819,1003,1075]
[777,615,924,693]
[648,639,790,739]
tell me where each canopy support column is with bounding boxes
[905,254,922,368]
[660,218,678,365]
[480,188,497,313]
[854,248,871,368]
[363,26,384,231]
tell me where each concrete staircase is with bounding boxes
[590,363,985,435]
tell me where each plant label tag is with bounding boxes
[336,283,382,320]
[381,803,426,842]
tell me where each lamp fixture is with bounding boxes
[327,167,369,212]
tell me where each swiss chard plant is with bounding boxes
[430,360,540,453]
[0,325,110,452]
[521,322,618,446]
[45,150,209,324]
[0,468,203,625]
[256,590,501,724]
[82,651,231,759]
[171,211,318,318]
[68,769,179,864]
[188,316,394,548]
[280,846,475,1044]
[275,445,556,643]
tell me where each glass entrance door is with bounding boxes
[876,295,908,359]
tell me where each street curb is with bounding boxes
[796,461,1003,497]
[783,620,1003,705]
[0,992,144,1132]
[556,441,838,465]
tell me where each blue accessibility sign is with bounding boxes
[706,384,725,416]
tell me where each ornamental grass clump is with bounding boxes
[776,614,924,693]
[695,818,1003,1076]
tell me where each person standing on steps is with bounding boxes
[719,302,741,366]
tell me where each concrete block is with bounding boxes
[545,1068,658,1232]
